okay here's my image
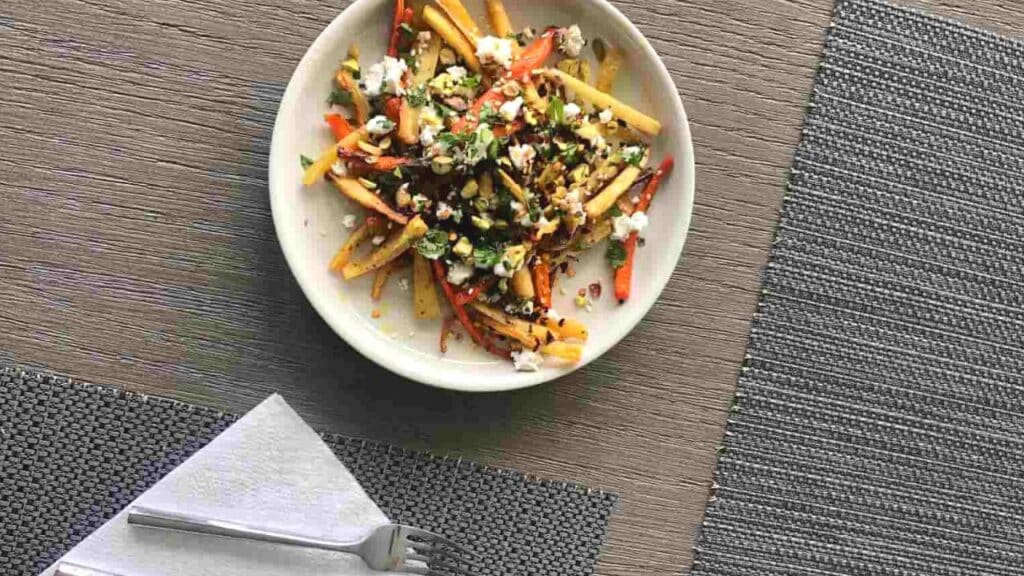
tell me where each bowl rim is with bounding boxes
[268,0,695,392]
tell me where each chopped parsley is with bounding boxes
[299,155,314,169]
[609,204,624,218]
[328,87,353,106]
[415,228,451,260]
[462,75,482,89]
[547,96,565,125]
[606,241,628,269]
[473,243,502,268]
[407,85,429,107]
[561,143,581,165]
[438,131,469,148]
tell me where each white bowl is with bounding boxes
[269,0,694,392]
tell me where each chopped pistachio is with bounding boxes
[431,156,454,175]
[342,57,360,76]
[461,178,479,198]
[471,214,492,230]
[569,164,591,184]
[396,186,412,208]
[358,177,377,190]
[493,218,509,229]
[452,236,473,257]
[439,47,457,65]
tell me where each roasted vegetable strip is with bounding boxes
[436,0,482,45]
[329,175,409,225]
[423,5,481,73]
[433,261,509,358]
[387,0,406,57]
[541,68,662,135]
[372,260,397,300]
[532,260,552,308]
[614,156,674,302]
[342,216,427,279]
[329,216,385,272]
[413,253,442,319]
[324,113,354,140]
[485,0,514,38]
[584,165,642,220]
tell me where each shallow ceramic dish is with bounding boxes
[269,0,694,392]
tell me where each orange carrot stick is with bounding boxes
[432,261,509,358]
[388,0,405,57]
[324,113,354,141]
[532,259,552,308]
[614,156,674,302]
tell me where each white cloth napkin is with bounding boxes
[40,394,391,576]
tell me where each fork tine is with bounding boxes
[425,559,477,576]
[399,563,430,575]
[403,527,477,558]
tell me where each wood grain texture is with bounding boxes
[0,0,1020,573]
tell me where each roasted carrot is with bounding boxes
[454,276,496,306]
[532,258,552,308]
[387,0,405,57]
[614,156,674,302]
[384,96,403,123]
[324,113,354,141]
[432,261,510,359]
[508,29,555,81]
[451,32,557,134]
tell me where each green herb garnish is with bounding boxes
[328,87,353,106]
[622,146,646,166]
[473,243,502,268]
[609,204,624,217]
[606,241,627,269]
[547,96,565,125]
[407,86,429,107]
[415,228,451,260]
[300,155,314,169]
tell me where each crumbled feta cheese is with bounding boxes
[611,211,649,241]
[563,103,582,120]
[599,108,614,123]
[476,35,515,68]
[363,56,408,97]
[547,308,562,322]
[493,261,514,278]
[411,193,431,212]
[417,31,432,43]
[631,195,640,204]
[436,202,455,221]
[621,145,645,165]
[371,234,387,246]
[419,123,439,146]
[366,115,395,135]
[398,277,410,291]
[330,159,348,177]
[446,66,468,82]
[506,300,534,316]
[509,200,525,214]
[342,214,357,229]
[508,143,536,172]
[511,350,543,372]
[447,261,475,285]
[591,134,608,150]
[559,25,585,57]
[499,97,524,122]
[533,215,552,230]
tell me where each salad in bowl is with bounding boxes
[297,0,675,372]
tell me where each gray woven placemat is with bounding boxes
[0,366,615,576]
[692,0,1024,574]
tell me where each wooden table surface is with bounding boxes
[2,0,1020,573]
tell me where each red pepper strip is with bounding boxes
[324,113,354,141]
[387,0,405,57]
[614,156,675,302]
[432,261,510,359]
[384,96,403,123]
[454,276,496,306]
[508,30,556,81]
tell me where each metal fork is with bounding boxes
[126,506,476,575]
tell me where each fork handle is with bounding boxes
[127,506,361,554]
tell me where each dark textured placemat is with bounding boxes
[0,366,615,576]
[693,0,1024,574]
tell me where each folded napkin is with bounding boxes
[40,394,391,576]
